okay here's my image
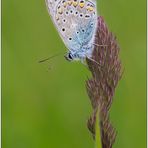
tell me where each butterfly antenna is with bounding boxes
[38,52,65,63]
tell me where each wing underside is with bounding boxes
[45,0,97,50]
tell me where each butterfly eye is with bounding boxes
[68,53,73,60]
[64,53,73,61]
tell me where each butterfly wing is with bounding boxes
[45,0,97,50]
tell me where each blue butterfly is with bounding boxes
[45,0,97,62]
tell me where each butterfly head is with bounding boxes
[64,45,93,61]
[64,51,76,61]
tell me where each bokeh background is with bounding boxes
[2,0,146,148]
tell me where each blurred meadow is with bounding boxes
[2,0,146,148]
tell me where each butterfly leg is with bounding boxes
[86,56,102,67]
[93,43,108,47]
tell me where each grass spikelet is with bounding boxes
[86,16,122,148]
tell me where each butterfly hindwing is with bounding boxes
[45,0,97,60]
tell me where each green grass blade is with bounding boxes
[95,110,102,148]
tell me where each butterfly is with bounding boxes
[45,0,97,62]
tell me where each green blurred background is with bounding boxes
[2,0,146,147]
